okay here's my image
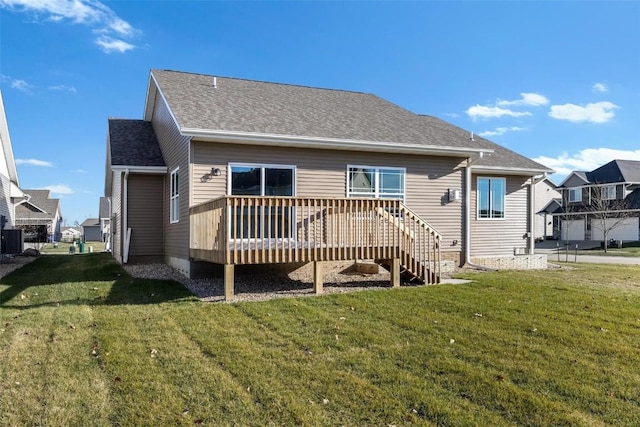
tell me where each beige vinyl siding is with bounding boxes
[191,141,466,252]
[127,174,164,262]
[151,92,190,260]
[471,174,530,257]
[111,171,123,263]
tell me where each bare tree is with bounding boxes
[588,185,632,252]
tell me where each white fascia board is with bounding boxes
[111,166,168,174]
[471,165,554,176]
[182,128,491,158]
[143,71,159,122]
[557,171,589,188]
[10,181,25,198]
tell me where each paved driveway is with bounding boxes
[536,240,640,265]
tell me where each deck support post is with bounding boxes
[313,261,324,294]
[224,264,235,300]
[390,258,401,288]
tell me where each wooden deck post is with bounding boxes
[390,258,401,288]
[224,264,235,301]
[313,261,324,294]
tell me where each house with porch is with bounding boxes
[14,190,63,242]
[105,69,553,299]
[555,159,640,242]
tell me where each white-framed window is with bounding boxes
[602,185,616,200]
[477,177,505,219]
[170,167,180,223]
[347,166,405,200]
[568,187,582,203]
[228,163,295,196]
[228,163,296,239]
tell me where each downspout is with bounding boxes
[464,154,496,271]
[123,169,130,264]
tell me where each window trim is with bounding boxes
[227,163,297,196]
[170,167,180,224]
[346,165,406,201]
[568,187,582,203]
[476,176,506,220]
[602,185,616,200]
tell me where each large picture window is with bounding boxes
[229,164,295,238]
[347,166,405,200]
[170,168,179,223]
[477,177,505,219]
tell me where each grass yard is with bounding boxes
[1,254,639,426]
[39,241,107,255]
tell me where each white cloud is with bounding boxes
[40,184,74,196]
[533,148,640,178]
[70,168,85,173]
[95,36,135,53]
[592,83,608,93]
[548,101,618,123]
[16,158,54,167]
[478,126,526,137]
[9,78,35,93]
[466,105,532,120]
[497,92,549,107]
[0,0,139,52]
[49,84,77,92]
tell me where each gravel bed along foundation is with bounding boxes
[124,263,404,303]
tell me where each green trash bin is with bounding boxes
[78,241,85,253]
[69,245,75,254]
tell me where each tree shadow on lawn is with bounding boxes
[0,254,196,308]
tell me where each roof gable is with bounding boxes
[16,189,60,220]
[148,70,489,156]
[108,119,165,167]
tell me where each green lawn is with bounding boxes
[40,241,107,255]
[1,254,638,426]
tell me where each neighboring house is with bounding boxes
[14,190,63,242]
[81,218,101,242]
[0,89,25,229]
[534,178,561,241]
[105,69,553,299]
[99,196,111,247]
[555,159,640,241]
[60,226,82,242]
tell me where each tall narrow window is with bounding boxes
[170,168,179,223]
[477,177,505,219]
[347,166,405,200]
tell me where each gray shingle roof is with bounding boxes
[81,218,100,227]
[108,119,165,167]
[148,69,552,173]
[590,160,640,184]
[417,115,551,172]
[15,190,60,220]
[562,160,640,186]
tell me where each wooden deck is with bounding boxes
[190,196,442,299]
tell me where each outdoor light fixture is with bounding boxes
[211,167,221,176]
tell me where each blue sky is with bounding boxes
[1,0,639,225]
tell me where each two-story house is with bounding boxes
[555,159,640,242]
